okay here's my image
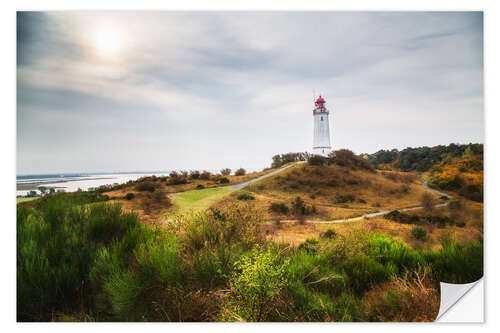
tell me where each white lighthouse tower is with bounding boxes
[312,95,332,156]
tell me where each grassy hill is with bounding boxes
[214,161,440,221]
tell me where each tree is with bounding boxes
[420,193,435,212]
[220,168,231,176]
[235,168,246,176]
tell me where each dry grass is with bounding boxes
[261,198,483,250]
[104,169,275,223]
[363,267,440,322]
[215,164,440,221]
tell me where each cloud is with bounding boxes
[17,11,483,174]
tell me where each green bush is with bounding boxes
[321,229,337,239]
[269,202,289,215]
[17,195,144,321]
[342,255,392,294]
[224,248,288,321]
[124,193,135,200]
[234,168,246,176]
[237,193,255,201]
[219,177,230,184]
[410,226,427,240]
[336,194,355,203]
[291,197,316,215]
[308,155,328,166]
[425,236,483,284]
[298,238,320,254]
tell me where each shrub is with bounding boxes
[410,226,427,240]
[336,194,355,204]
[168,171,188,185]
[223,249,288,321]
[237,193,255,201]
[358,198,367,204]
[420,193,435,212]
[425,236,483,283]
[196,184,205,189]
[298,238,320,253]
[269,203,289,215]
[17,196,144,321]
[321,229,337,239]
[150,190,171,205]
[308,155,328,166]
[342,255,391,294]
[124,193,135,200]
[234,168,246,176]
[330,149,375,172]
[200,171,212,180]
[456,221,466,227]
[292,197,304,214]
[459,184,483,202]
[448,200,463,210]
[169,204,263,254]
[220,168,231,176]
[136,182,155,192]
[384,210,420,224]
[189,170,201,179]
[271,152,310,168]
[219,177,230,184]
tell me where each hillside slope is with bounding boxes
[214,162,442,221]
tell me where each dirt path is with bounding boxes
[161,162,304,219]
[265,179,453,225]
[231,162,304,190]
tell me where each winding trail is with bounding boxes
[269,178,454,225]
[167,161,453,225]
[231,162,304,191]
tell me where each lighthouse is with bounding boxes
[312,95,332,156]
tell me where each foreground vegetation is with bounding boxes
[18,192,482,322]
[17,144,484,322]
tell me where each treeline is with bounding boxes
[308,149,375,172]
[94,168,248,193]
[364,143,483,172]
[18,193,483,322]
[271,152,310,168]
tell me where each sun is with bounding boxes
[94,28,122,57]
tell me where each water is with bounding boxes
[16,172,169,197]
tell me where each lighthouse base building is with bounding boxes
[312,96,332,157]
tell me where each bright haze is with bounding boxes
[17,12,483,174]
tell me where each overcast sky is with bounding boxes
[17,11,483,174]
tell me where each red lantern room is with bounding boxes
[315,96,326,108]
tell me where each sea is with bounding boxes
[16,172,170,197]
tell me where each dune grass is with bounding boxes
[172,186,235,213]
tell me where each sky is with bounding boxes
[16,11,484,174]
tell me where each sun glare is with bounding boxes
[94,29,121,57]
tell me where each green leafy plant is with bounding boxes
[410,226,427,240]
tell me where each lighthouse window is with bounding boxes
[321,116,323,121]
